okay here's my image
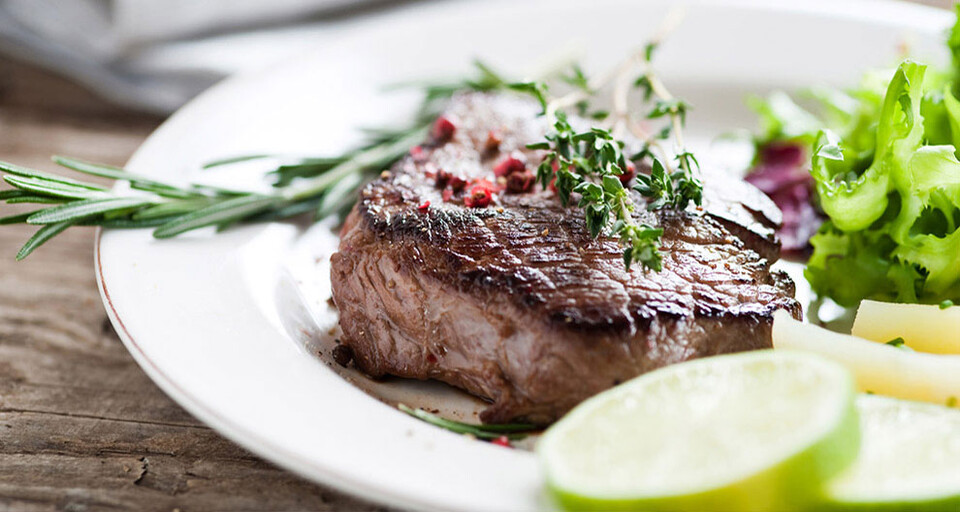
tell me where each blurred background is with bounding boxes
[0,0,430,113]
[0,0,948,115]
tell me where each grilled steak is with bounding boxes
[330,93,801,425]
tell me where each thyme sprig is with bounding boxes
[520,23,702,272]
[527,112,666,271]
[632,42,703,209]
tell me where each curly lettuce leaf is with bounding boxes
[804,224,907,306]
[891,145,960,295]
[812,62,926,232]
[920,89,953,146]
[942,85,960,151]
[750,7,960,306]
[806,61,960,305]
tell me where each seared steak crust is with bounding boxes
[330,93,801,424]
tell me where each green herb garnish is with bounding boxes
[885,337,907,348]
[749,8,960,307]
[397,404,537,440]
[883,336,913,352]
[518,25,702,272]
[941,299,955,309]
[0,141,422,259]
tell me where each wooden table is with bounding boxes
[0,58,381,511]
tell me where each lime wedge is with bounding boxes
[538,351,860,512]
[823,395,960,511]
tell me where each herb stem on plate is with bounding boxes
[397,404,538,441]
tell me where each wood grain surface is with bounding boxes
[0,57,384,512]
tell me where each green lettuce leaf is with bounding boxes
[891,145,960,295]
[804,224,906,306]
[805,61,960,305]
[747,91,822,144]
[750,8,960,307]
[812,62,926,232]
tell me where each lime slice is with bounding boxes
[823,395,960,511]
[538,351,860,512]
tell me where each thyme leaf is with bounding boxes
[517,18,701,273]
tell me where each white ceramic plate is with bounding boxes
[97,1,950,510]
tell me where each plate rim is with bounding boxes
[94,230,448,511]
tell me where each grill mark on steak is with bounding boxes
[331,93,801,425]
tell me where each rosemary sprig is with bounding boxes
[397,404,538,441]
[0,156,286,258]
[0,62,517,259]
[0,140,413,259]
[205,59,517,189]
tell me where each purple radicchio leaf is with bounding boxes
[745,142,824,256]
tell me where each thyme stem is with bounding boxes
[643,71,692,174]
[522,9,701,272]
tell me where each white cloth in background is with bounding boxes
[0,0,401,113]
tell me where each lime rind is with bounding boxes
[538,351,860,512]
[821,395,960,512]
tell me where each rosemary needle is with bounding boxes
[0,46,702,272]
[0,61,513,259]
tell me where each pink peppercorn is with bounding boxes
[471,178,500,192]
[619,160,637,185]
[432,116,456,141]
[485,130,502,152]
[448,175,468,192]
[493,157,525,177]
[464,186,492,208]
[435,168,451,187]
[506,171,536,193]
